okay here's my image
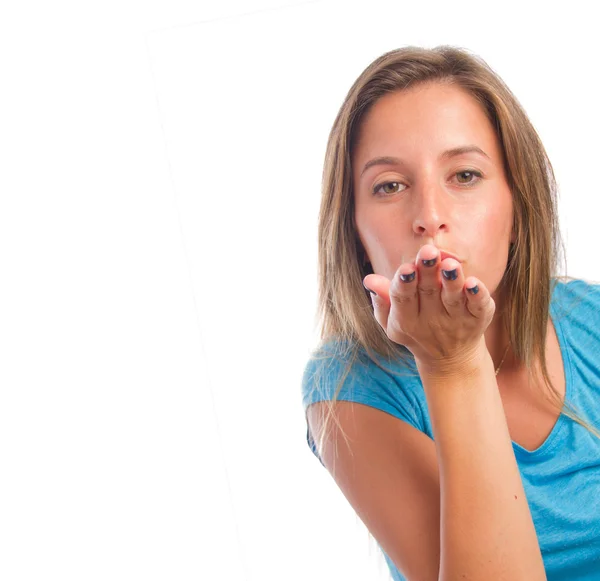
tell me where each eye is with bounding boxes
[372,169,484,196]
[372,180,407,196]
[454,169,483,186]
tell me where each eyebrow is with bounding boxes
[360,145,491,178]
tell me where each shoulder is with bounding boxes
[302,338,418,392]
[551,276,600,348]
[301,338,425,429]
[552,276,600,315]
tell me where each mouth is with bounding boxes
[438,250,462,263]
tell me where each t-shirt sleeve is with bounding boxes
[301,343,424,467]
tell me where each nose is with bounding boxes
[411,182,450,238]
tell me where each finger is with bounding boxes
[463,275,494,321]
[363,274,391,331]
[440,258,466,317]
[387,263,418,339]
[415,244,443,315]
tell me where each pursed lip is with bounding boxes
[438,250,462,263]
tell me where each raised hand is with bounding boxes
[363,243,496,374]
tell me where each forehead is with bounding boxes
[353,83,498,158]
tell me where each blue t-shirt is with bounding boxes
[301,277,600,580]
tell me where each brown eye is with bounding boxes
[455,170,483,186]
[372,170,483,197]
[372,181,406,196]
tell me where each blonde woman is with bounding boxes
[301,45,600,580]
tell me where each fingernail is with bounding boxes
[400,271,416,283]
[442,268,458,281]
[363,282,377,296]
[422,257,437,267]
[467,285,479,294]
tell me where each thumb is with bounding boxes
[363,274,391,330]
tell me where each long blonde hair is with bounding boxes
[306,44,600,462]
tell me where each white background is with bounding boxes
[1,1,599,580]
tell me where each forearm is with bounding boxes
[418,353,547,581]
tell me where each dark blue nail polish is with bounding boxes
[422,257,437,267]
[467,285,479,294]
[363,282,377,295]
[400,271,416,283]
[442,268,458,281]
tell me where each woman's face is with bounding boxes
[352,82,515,301]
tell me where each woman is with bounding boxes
[301,45,600,580]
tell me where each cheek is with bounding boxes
[475,225,511,265]
[355,222,375,250]
[461,209,509,262]
[471,202,510,236]
[355,210,388,247]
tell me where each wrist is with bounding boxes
[415,343,492,381]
